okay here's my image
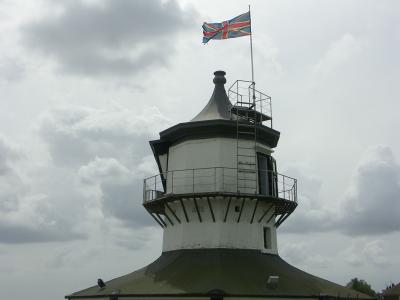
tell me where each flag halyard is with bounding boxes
[202,11,251,44]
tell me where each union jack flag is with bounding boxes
[202,11,251,44]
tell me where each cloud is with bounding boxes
[0,135,22,175]
[38,105,170,167]
[38,105,165,228]
[20,0,197,77]
[311,33,363,82]
[0,136,85,243]
[0,104,166,244]
[280,242,329,269]
[279,167,336,234]
[0,136,26,215]
[0,57,25,83]
[0,195,85,243]
[281,145,400,236]
[78,156,156,228]
[339,145,400,235]
[342,239,389,268]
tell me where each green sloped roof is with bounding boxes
[66,249,372,299]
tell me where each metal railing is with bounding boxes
[227,80,273,127]
[143,167,297,203]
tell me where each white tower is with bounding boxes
[145,70,297,254]
[67,71,370,300]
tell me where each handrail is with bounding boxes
[227,80,273,127]
[143,167,297,204]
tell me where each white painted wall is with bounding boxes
[162,196,278,254]
[168,137,237,169]
[158,153,168,174]
[161,137,278,253]
[166,138,272,194]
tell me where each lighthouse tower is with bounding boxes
[67,71,371,300]
[145,70,296,254]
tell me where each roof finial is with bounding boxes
[213,70,226,85]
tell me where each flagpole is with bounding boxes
[248,5,256,105]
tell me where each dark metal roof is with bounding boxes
[66,249,372,299]
[191,71,232,122]
[159,119,280,147]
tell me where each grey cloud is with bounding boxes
[342,239,389,268]
[0,136,22,175]
[280,242,329,269]
[21,0,197,77]
[0,221,85,244]
[38,106,170,167]
[0,136,86,243]
[0,136,26,215]
[279,168,336,234]
[36,105,167,232]
[78,157,156,228]
[0,105,161,243]
[102,180,155,227]
[281,145,400,236]
[0,58,25,83]
[339,146,400,235]
[0,190,87,244]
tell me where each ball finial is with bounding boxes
[213,70,226,84]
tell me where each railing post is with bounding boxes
[247,82,250,103]
[192,169,195,193]
[293,180,295,201]
[171,171,174,194]
[292,179,294,202]
[270,97,273,128]
[290,185,293,201]
[283,175,285,200]
[143,179,146,203]
[292,183,295,201]
[293,182,295,201]
[293,179,296,202]
[214,167,217,192]
[222,167,225,191]
[236,81,239,103]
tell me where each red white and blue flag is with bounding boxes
[202,11,251,44]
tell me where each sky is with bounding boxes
[0,0,399,299]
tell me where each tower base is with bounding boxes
[66,249,371,300]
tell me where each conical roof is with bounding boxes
[191,70,232,122]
